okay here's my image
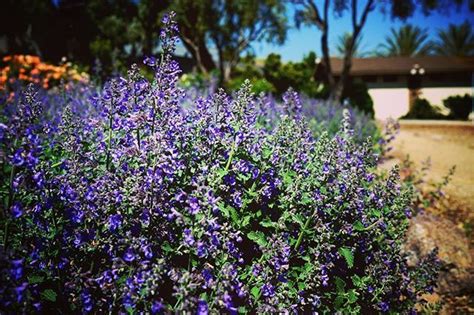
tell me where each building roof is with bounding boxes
[329,56,474,76]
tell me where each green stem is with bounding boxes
[3,139,18,249]
[151,99,156,135]
[136,128,141,151]
[223,139,238,174]
[106,112,113,171]
[294,213,314,252]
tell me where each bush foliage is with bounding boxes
[402,98,446,120]
[0,13,439,313]
[443,94,472,120]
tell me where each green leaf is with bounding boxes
[251,286,260,299]
[293,214,305,227]
[161,241,172,253]
[334,295,345,309]
[351,275,362,287]
[371,208,382,218]
[297,282,306,291]
[335,276,346,292]
[262,148,273,159]
[41,289,57,302]
[338,247,354,268]
[282,171,296,186]
[28,275,45,284]
[216,168,228,178]
[259,218,275,228]
[247,231,267,247]
[240,214,251,227]
[301,192,312,205]
[229,206,239,225]
[218,202,230,217]
[347,289,358,304]
[353,221,365,232]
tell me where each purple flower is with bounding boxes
[10,259,23,281]
[143,244,153,259]
[143,56,157,67]
[123,293,135,309]
[184,228,195,246]
[81,290,93,313]
[14,282,28,303]
[224,175,236,186]
[222,293,237,313]
[12,148,25,166]
[197,299,208,315]
[11,203,22,218]
[188,196,200,214]
[85,187,95,201]
[197,241,207,257]
[202,269,213,287]
[108,214,122,232]
[261,283,275,297]
[123,248,136,262]
[151,301,164,314]
[378,301,389,312]
[33,171,45,189]
[71,209,84,224]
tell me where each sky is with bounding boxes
[252,2,474,62]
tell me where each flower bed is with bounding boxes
[0,13,439,313]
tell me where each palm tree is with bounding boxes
[336,33,366,57]
[433,21,474,56]
[377,24,432,57]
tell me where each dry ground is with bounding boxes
[383,120,474,313]
[388,120,474,210]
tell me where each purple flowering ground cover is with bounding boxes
[0,13,439,314]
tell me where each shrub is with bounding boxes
[0,13,439,313]
[402,98,446,120]
[0,55,89,91]
[443,94,472,120]
[342,80,374,117]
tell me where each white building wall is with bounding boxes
[420,87,472,113]
[369,88,410,120]
[369,87,473,120]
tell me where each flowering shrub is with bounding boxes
[0,13,439,313]
[0,55,89,91]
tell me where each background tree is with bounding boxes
[377,25,432,56]
[292,0,471,102]
[172,0,217,74]
[336,33,366,57]
[173,0,287,84]
[433,21,474,56]
[2,0,62,58]
[135,0,171,57]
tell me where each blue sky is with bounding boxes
[252,2,474,61]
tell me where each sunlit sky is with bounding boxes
[251,2,474,61]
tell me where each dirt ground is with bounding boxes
[383,120,474,313]
[387,120,474,210]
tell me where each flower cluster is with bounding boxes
[0,13,439,313]
[0,55,89,92]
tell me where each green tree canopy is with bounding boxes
[172,0,287,84]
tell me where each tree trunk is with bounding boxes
[180,35,216,74]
